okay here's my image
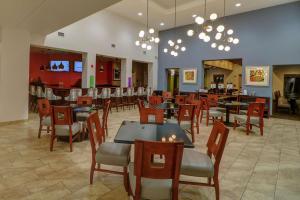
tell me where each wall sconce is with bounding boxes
[99,65,104,72]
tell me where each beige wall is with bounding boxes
[273,65,300,97]
[204,65,242,90]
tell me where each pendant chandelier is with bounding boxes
[163,0,186,57]
[135,0,159,51]
[187,0,239,52]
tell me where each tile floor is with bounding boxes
[0,108,299,200]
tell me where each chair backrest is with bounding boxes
[77,96,93,105]
[200,97,210,111]
[247,102,265,119]
[102,100,111,129]
[36,86,44,98]
[38,99,51,118]
[45,88,53,99]
[175,95,185,104]
[76,88,82,97]
[255,98,266,104]
[51,106,73,126]
[185,93,195,104]
[69,89,78,101]
[177,104,195,123]
[93,88,98,99]
[162,91,172,99]
[149,96,163,105]
[30,85,36,95]
[207,121,229,166]
[87,88,94,97]
[137,99,145,113]
[140,108,164,124]
[87,112,105,155]
[137,87,144,96]
[134,140,184,198]
[207,94,219,107]
[115,87,122,97]
[146,87,152,96]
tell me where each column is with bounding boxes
[82,52,96,88]
[0,28,31,122]
[121,58,132,87]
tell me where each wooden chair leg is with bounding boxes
[196,119,199,134]
[246,124,250,135]
[90,162,96,184]
[260,124,264,136]
[200,112,203,123]
[213,176,220,200]
[206,115,209,126]
[123,167,129,192]
[50,135,55,151]
[38,124,42,138]
[47,126,50,133]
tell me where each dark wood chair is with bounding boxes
[102,100,111,137]
[128,140,184,200]
[162,91,172,101]
[149,95,163,106]
[77,96,93,105]
[168,104,196,143]
[274,90,290,113]
[140,107,164,124]
[240,97,266,115]
[175,95,185,104]
[87,112,131,190]
[180,121,229,200]
[191,100,202,135]
[234,102,265,135]
[50,106,81,152]
[200,98,224,127]
[111,88,124,112]
[37,99,51,138]
[137,99,145,115]
[185,93,195,104]
[76,96,93,139]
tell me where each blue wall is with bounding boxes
[158,2,300,100]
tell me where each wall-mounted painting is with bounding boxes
[183,69,197,84]
[245,66,270,86]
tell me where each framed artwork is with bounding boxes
[183,69,197,84]
[245,66,270,86]
[113,65,121,80]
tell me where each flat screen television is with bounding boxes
[50,61,69,72]
[284,75,300,98]
[74,61,83,72]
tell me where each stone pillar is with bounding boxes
[0,28,30,122]
[121,58,132,87]
[82,52,96,88]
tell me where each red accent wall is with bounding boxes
[96,58,113,85]
[29,52,82,87]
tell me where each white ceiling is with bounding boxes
[107,0,299,30]
[0,0,121,35]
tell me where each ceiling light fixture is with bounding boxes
[160,22,165,26]
[135,0,159,51]
[235,3,241,7]
[163,0,186,57]
[138,12,143,16]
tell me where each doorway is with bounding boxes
[132,61,148,87]
[166,68,179,96]
[203,59,242,94]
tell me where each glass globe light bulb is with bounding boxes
[206,25,213,32]
[170,42,175,47]
[217,25,225,32]
[227,29,234,35]
[174,52,178,57]
[204,35,210,42]
[171,51,175,55]
[141,43,147,49]
[163,48,168,53]
[177,39,182,44]
[135,41,140,46]
[181,47,186,52]
[154,37,160,43]
[198,32,206,40]
[228,37,234,43]
[175,45,179,50]
[218,45,224,51]
[211,43,217,48]
[168,40,173,45]
[233,38,239,44]
[187,29,194,36]
[195,16,204,25]
[215,32,222,40]
[150,37,154,42]
[147,45,152,50]
[210,13,218,21]
[149,28,155,34]
[139,30,145,38]
[224,46,231,52]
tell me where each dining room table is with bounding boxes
[218,101,249,126]
[114,121,194,148]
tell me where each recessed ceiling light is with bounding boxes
[192,14,197,18]
[160,22,165,26]
[235,3,241,7]
[138,12,143,16]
